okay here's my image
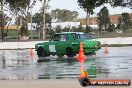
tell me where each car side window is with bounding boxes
[72,33,92,40]
[50,34,68,41]
[72,34,79,39]
[51,35,61,41]
[86,33,93,39]
[50,34,69,42]
[60,34,68,41]
[79,34,87,39]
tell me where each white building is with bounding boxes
[28,23,37,30]
[51,22,80,28]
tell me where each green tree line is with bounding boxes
[0,0,132,41]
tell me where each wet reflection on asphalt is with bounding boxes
[0,47,132,80]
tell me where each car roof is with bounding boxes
[55,32,85,35]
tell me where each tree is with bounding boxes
[0,0,4,41]
[6,0,36,38]
[38,0,50,39]
[107,24,115,32]
[55,25,63,33]
[19,25,28,37]
[0,11,11,40]
[110,0,132,8]
[111,0,125,6]
[73,25,85,32]
[63,26,71,32]
[77,0,132,32]
[0,0,11,41]
[0,11,9,28]
[71,26,77,32]
[51,9,79,22]
[77,0,108,32]
[32,12,52,38]
[117,13,131,31]
[85,26,93,33]
[97,6,110,32]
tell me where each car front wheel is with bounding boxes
[37,47,46,57]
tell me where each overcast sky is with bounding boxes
[33,0,132,18]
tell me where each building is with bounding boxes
[78,13,132,26]
[78,17,98,29]
[0,23,37,30]
[2,25,18,30]
[51,22,80,28]
[28,23,37,30]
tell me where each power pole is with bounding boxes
[42,0,46,40]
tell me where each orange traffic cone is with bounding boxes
[104,45,109,53]
[29,48,34,58]
[78,42,88,79]
[78,42,85,64]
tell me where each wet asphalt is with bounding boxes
[0,46,132,80]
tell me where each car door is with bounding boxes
[47,34,60,55]
[55,34,69,55]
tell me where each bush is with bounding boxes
[20,25,29,36]
[63,26,70,32]
[55,25,63,33]
[107,24,115,32]
[85,26,92,33]
[73,25,85,32]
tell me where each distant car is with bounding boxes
[35,32,101,57]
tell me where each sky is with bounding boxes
[33,0,132,18]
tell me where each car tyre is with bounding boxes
[37,47,46,57]
[66,47,76,57]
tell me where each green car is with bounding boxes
[35,32,101,57]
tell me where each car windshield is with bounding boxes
[73,33,93,40]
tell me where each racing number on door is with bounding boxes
[49,45,56,52]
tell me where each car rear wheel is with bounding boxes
[66,47,76,57]
[37,47,46,57]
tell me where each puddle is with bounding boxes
[0,47,132,80]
